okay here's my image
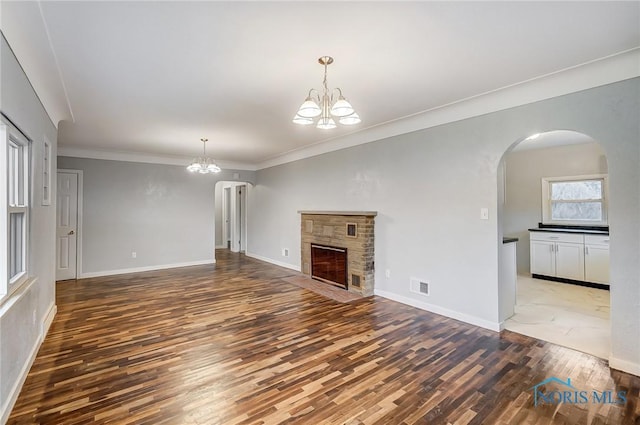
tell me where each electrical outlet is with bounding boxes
[132,251,137,258]
[385,269,391,278]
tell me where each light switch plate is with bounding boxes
[480,208,489,220]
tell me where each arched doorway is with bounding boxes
[497,130,610,359]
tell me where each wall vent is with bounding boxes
[351,274,361,288]
[410,277,430,296]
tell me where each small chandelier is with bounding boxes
[293,56,361,129]
[187,138,221,174]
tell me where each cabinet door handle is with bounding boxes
[585,246,589,255]
[549,236,559,240]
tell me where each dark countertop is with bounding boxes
[503,237,519,244]
[528,227,609,235]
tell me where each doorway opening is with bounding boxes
[215,181,250,255]
[497,130,610,359]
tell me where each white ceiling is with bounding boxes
[1,1,639,167]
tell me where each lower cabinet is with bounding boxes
[584,235,610,284]
[555,241,585,281]
[530,231,609,286]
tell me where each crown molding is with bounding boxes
[256,48,640,170]
[57,146,258,171]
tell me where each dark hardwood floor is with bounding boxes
[8,250,640,424]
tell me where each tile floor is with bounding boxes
[503,275,610,359]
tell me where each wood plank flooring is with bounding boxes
[8,250,640,424]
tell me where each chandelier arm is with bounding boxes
[308,88,321,104]
[331,87,344,104]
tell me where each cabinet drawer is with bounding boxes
[529,232,584,244]
[584,234,610,246]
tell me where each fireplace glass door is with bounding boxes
[311,244,348,289]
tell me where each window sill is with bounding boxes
[0,276,38,318]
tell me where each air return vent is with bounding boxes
[351,274,361,288]
[410,277,430,296]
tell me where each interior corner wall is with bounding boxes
[247,78,640,374]
[0,34,58,421]
[504,142,607,274]
[56,157,256,276]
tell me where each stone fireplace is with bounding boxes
[299,211,376,296]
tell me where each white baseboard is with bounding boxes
[374,289,501,332]
[215,244,227,249]
[609,356,640,377]
[245,252,301,272]
[42,303,57,338]
[0,316,47,424]
[80,259,215,279]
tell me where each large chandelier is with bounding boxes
[293,56,361,129]
[187,138,221,174]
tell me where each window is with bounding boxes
[1,121,30,300]
[542,175,608,225]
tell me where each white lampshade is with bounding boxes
[297,98,321,118]
[330,97,354,117]
[316,117,336,129]
[292,115,314,125]
[339,112,361,125]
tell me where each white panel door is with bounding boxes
[530,241,555,276]
[56,172,78,280]
[555,242,585,281]
[585,245,610,285]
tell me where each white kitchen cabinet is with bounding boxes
[530,240,556,276]
[584,235,610,285]
[530,231,586,282]
[555,241,585,280]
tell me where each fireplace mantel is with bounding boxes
[298,210,377,217]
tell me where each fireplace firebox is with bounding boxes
[311,244,347,289]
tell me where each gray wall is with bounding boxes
[57,157,255,275]
[504,142,607,274]
[247,78,640,373]
[0,34,58,421]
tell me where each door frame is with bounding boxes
[223,186,231,249]
[57,169,83,279]
[236,184,247,252]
